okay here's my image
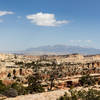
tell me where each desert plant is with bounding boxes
[11,82,27,95]
[0,80,7,94]
[4,88,18,97]
[27,73,44,94]
[79,74,96,86]
[57,88,100,100]
[7,73,11,79]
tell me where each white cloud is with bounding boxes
[0,19,3,23]
[0,11,14,16]
[69,40,92,44]
[77,40,82,42]
[70,40,74,43]
[85,40,92,43]
[26,12,69,26]
[69,40,82,43]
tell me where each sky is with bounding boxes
[0,0,100,51]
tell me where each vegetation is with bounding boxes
[4,88,18,97]
[27,73,45,94]
[19,68,22,75]
[0,80,18,97]
[0,80,8,94]
[49,68,59,90]
[7,73,11,79]
[11,82,27,95]
[79,74,97,86]
[0,80,27,97]
[57,89,100,100]
[13,69,16,76]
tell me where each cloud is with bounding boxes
[69,40,92,44]
[77,40,82,42]
[69,40,74,43]
[85,40,92,43]
[0,11,14,16]
[26,12,69,26]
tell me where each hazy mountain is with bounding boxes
[19,45,100,55]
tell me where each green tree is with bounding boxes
[48,66,59,90]
[19,68,22,75]
[11,82,27,95]
[13,69,16,76]
[27,73,44,94]
[0,80,7,94]
[79,74,96,86]
[7,73,11,79]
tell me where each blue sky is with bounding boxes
[0,0,100,51]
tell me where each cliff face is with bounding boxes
[5,89,68,100]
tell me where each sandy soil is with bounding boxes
[5,89,68,100]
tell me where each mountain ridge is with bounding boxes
[19,45,100,55]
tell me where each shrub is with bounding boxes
[0,80,8,94]
[4,88,18,97]
[0,80,26,97]
[11,82,27,95]
[79,74,96,86]
[57,89,100,100]
[7,73,11,79]
[27,73,44,93]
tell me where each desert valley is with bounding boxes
[0,53,100,99]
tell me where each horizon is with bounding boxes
[0,44,100,52]
[0,0,100,51]
[0,44,100,56]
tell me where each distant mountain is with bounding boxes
[18,45,100,55]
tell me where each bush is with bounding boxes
[0,80,27,97]
[4,88,18,97]
[7,73,11,78]
[57,92,71,100]
[57,89,100,100]
[0,80,9,94]
[79,74,96,86]
[27,73,44,93]
[11,82,27,95]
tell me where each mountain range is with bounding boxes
[17,45,100,55]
